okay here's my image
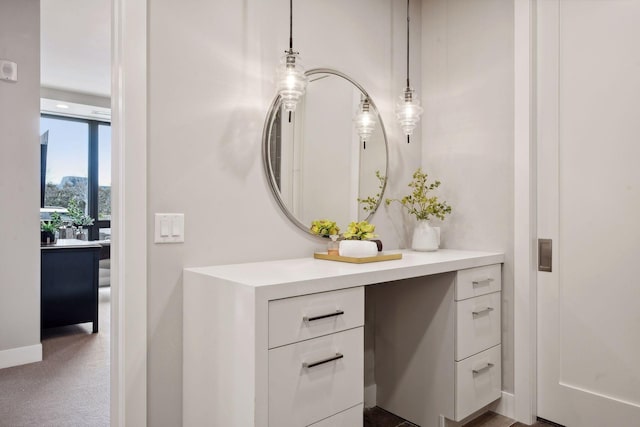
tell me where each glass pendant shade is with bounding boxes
[395,87,423,136]
[277,51,307,112]
[354,98,377,142]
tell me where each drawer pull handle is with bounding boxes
[472,362,494,374]
[472,277,495,287]
[303,353,344,369]
[472,307,495,316]
[303,310,344,322]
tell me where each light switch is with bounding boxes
[155,213,185,243]
[160,217,170,236]
[171,214,184,238]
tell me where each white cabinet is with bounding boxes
[269,287,364,349]
[455,291,501,361]
[268,288,364,427]
[455,263,501,300]
[268,327,364,427]
[375,264,503,427]
[455,344,502,419]
[183,250,504,427]
[454,265,503,420]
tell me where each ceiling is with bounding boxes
[41,0,111,98]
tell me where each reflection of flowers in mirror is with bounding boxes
[309,219,340,238]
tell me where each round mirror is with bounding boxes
[262,68,389,236]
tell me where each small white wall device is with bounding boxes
[0,59,18,82]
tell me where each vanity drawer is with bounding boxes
[455,344,502,421]
[269,287,364,349]
[455,264,501,301]
[308,404,363,427]
[268,327,364,427]
[456,291,501,361]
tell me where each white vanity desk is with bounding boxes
[183,249,504,427]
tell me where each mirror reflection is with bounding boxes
[264,69,388,235]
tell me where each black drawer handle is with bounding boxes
[303,310,344,322]
[303,353,344,369]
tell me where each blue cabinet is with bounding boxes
[41,242,100,334]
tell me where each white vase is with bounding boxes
[411,220,440,252]
[339,240,378,257]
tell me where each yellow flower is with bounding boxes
[343,221,377,240]
[310,219,340,237]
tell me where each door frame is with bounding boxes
[513,0,538,424]
[111,0,147,425]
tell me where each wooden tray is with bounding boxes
[313,252,402,264]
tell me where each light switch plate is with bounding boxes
[0,59,18,82]
[154,213,185,243]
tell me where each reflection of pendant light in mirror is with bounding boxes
[276,0,307,114]
[354,96,377,149]
[395,0,423,143]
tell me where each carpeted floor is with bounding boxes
[0,288,110,427]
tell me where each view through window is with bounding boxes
[40,114,111,240]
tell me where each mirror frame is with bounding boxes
[262,68,389,236]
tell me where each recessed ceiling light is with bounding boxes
[55,103,69,109]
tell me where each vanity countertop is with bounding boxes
[185,249,504,299]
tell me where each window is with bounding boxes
[98,124,111,240]
[41,114,111,240]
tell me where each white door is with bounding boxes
[536,1,640,426]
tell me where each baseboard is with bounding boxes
[492,391,516,419]
[0,343,42,370]
[442,392,516,427]
[364,384,377,408]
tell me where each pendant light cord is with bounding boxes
[406,0,410,87]
[289,0,293,50]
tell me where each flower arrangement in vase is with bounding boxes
[310,219,341,255]
[339,220,379,257]
[310,219,380,257]
[386,168,452,251]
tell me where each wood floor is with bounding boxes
[364,407,552,427]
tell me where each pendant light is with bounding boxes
[395,0,423,143]
[276,0,307,113]
[354,95,377,149]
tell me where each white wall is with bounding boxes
[147,0,421,424]
[421,0,515,392]
[0,0,41,364]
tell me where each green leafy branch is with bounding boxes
[68,198,95,227]
[385,168,452,221]
[41,212,63,233]
[358,170,386,214]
